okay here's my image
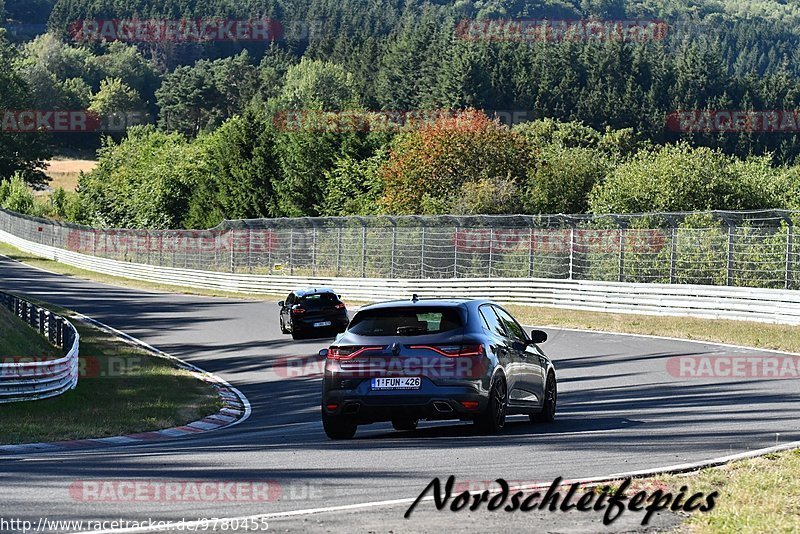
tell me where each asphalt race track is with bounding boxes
[1,255,799,533]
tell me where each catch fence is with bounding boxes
[1,209,797,290]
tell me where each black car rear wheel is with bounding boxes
[391,418,418,432]
[475,377,506,434]
[322,408,357,440]
[531,373,557,423]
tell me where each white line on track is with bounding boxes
[72,437,800,534]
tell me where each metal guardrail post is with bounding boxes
[488,227,494,278]
[568,224,576,280]
[788,222,794,290]
[528,223,535,279]
[336,226,342,277]
[361,222,367,278]
[725,218,735,286]
[420,225,426,279]
[312,225,317,277]
[390,223,397,279]
[665,215,678,284]
[611,215,627,283]
[781,214,794,290]
[289,227,294,276]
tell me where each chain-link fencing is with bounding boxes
[1,208,798,289]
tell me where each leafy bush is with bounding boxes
[589,142,785,214]
[78,126,210,228]
[0,173,37,214]
[320,151,386,216]
[524,146,612,214]
[379,109,535,214]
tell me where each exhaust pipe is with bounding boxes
[432,401,453,413]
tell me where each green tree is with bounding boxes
[320,151,386,216]
[0,30,50,184]
[186,109,281,228]
[78,126,209,228]
[89,78,145,117]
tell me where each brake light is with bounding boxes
[292,307,306,315]
[408,344,485,357]
[334,303,346,309]
[327,346,385,360]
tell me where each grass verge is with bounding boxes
[0,305,62,359]
[0,300,222,445]
[508,305,800,354]
[657,450,800,533]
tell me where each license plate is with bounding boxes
[313,321,332,328]
[371,377,422,390]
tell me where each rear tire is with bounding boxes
[322,408,357,440]
[291,329,304,340]
[280,317,289,334]
[391,418,418,432]
[531,373,557,423]
[475,377,506,434]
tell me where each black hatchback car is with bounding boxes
[279,288,349,340]
[319,297,556,439]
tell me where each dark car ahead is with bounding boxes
[279,288,349,340]
[319,297,556,439]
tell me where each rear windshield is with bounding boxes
[300,293,339,307]
[348,307,463,336]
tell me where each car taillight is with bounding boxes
[292,307,306,315]
[334,303,346,309]
[327,346,385,360]
[408,344,485,357]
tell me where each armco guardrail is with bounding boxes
[0,292,79,403]
[1,224,799,325]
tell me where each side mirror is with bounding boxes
[278,301,284,307]
[318,348,329,358]
[529,330,548,344]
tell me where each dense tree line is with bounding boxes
[3,1,800,227]
[71,109,800,229]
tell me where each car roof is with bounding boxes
[293,287,337,297]
[359,298,493,311]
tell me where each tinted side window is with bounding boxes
[479,305,506,338]
[493,306,527,343]
[286,293,295,305]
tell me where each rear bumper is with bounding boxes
[292,316,349,333]
[323,380,488,423]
